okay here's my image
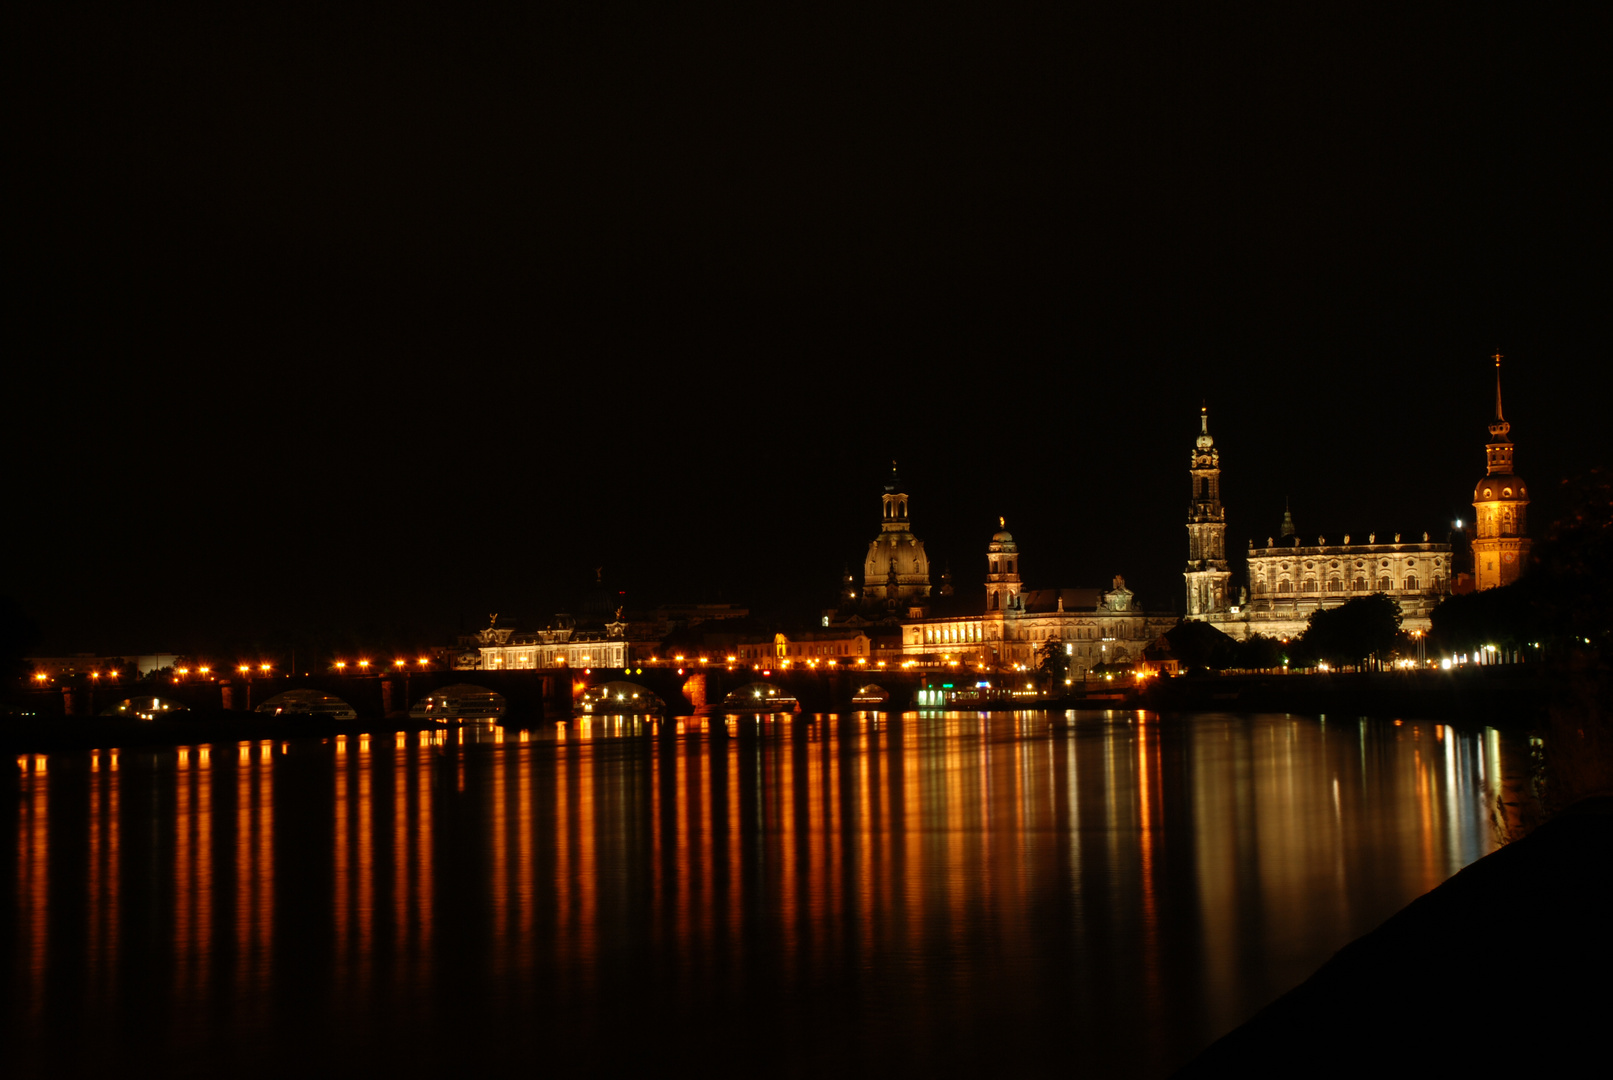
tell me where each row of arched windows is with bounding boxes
[1273,575,1432,594]
[923,624,982,645]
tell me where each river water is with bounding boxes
[7,710,1505,1077]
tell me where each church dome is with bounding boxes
[866,533,930,578]
[992,528,1015,544]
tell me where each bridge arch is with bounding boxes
[722,682,799,712]
[411,683,508,721]
[851,684,890,704]
[580,681,666,716]
[256,688,358,720]
[101,695,187,720]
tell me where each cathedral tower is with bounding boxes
[1471,355,1530,590]
[1184,406,1232,617]
[986,519,1022,613]
[863,462,931,604]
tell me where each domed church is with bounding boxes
[861,463,932,607]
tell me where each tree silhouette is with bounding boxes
[1296,594,1402,670]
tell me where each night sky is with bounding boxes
[7,5,1606,657]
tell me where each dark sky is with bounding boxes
[7,4,1607,657]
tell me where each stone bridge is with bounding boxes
[38,665,936,722]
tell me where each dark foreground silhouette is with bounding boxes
[1178,795,1613,1075]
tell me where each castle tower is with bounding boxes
[986,519,1022,613]
[1184,406,1232,617]
[1471,355,1530,590]
[863,461,931,603]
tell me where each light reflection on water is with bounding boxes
[8,712,1504,1077]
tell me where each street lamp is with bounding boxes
[237,664,255,710]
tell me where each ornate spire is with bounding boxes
[1489,352,1511,440]
[1280,498,1294,539]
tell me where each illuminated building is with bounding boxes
[473,613,631,670]
[1470,355,1530,590]
[899,523,1174,675]
[735,631,874,666]
[1186,407,1451,640]
[1183,406,1232,618]
[859,463,932,609]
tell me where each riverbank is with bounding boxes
[1176,794,1613,1075]
[1144,665,1547,726]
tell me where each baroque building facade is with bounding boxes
[472,615,631,670]
[1471,356,1530,590]
[899,524,1174,675]
[1185,408,1451,640]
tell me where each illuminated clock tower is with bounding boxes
[1471,354,1530,591]
[1184,406,1231,618]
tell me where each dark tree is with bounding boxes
[1531,467,1613,659]
[1296,594,1403,670]
[1233,633,1287,672]
[1163,619,1238,674]
[1428,584,1538,660]
[1037,639,1070,685]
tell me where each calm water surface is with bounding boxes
[7,711,1506,1077]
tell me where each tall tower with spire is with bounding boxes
[1184,406,1232,617]
[1471,354,1530,590]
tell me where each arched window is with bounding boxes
[1354,576,1367,591]
[990,592,999,611]
[1404,575,1418,591]
[1433,575,1444,591]
[1278,580,1293,594]
[1327,577,1343,593]
[1379,576,1392,591]
[1302,579,1317,593]
[1007,558,1015,574]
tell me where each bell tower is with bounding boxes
[1471,354,1530,590]
[1184,405,1232,617]
[986,520,1022,614]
